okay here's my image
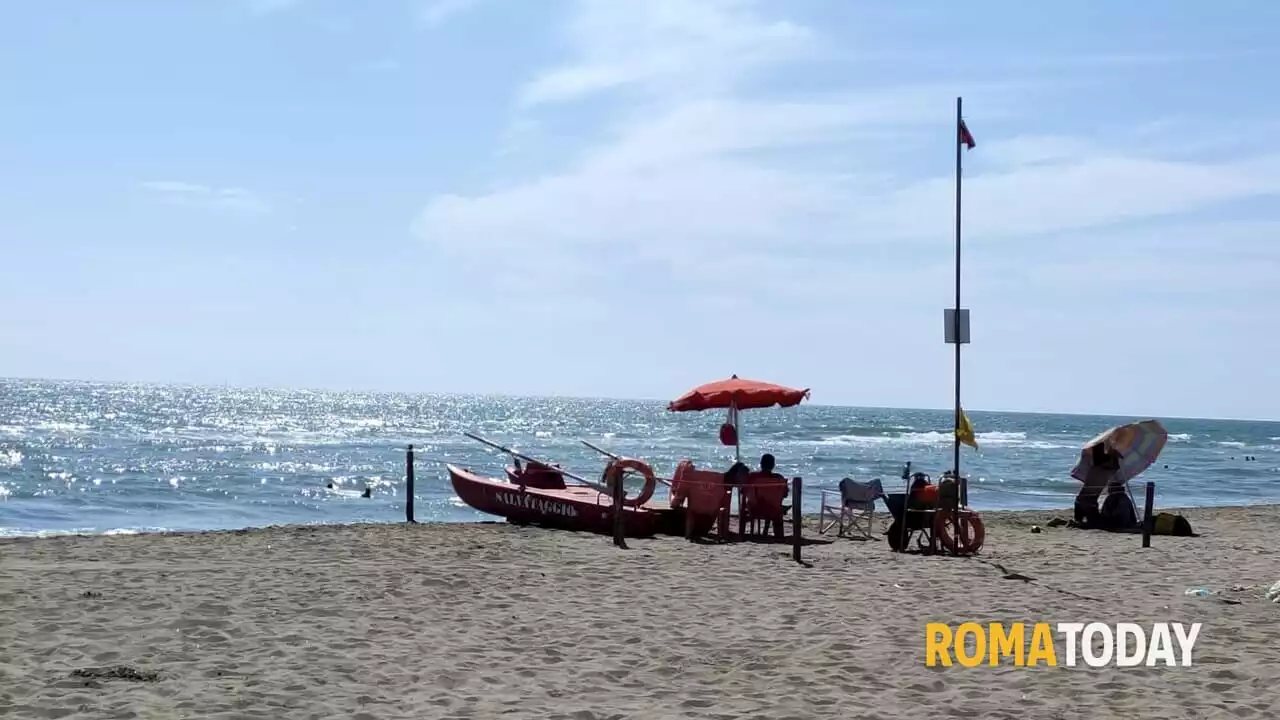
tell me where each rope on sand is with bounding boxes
[966,556,1102,603]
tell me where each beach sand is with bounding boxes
[2,506,1279,720]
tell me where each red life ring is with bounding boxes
[934,508,986,554]
[964,512,986,553]
[604,457,658,508]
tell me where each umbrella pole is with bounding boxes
[734,401,741,463]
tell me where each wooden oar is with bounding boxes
[463,432,609,494]
[578,439,674,487]
[580,438,621,460]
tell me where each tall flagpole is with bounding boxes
[952,96,963,484]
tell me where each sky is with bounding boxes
[2,1,1279,420]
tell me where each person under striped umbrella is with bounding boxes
[1070,420,1168,528]
[1071,419,1169,484]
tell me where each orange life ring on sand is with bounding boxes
[934,508,986,554]
[960,512,986,553]
[604,457,658,508]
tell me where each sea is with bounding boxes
[0,378,1277,537]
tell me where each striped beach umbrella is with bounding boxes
[1070,419,1168,484]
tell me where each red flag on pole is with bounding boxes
[959,118,976,150]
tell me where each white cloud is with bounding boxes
[139,181,271,216]
[576,94,941,175]
[418,0,480,28]
[517,0,812,108]
[417,129,1280,262]
[858,153,1280,245]
[977,134,1098,168]
[412,0,1280,316]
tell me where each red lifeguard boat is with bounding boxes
[447,434,680,537]
[446,465,667,536]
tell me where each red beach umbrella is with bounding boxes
[668,375,810,460]
[667,375,810,413]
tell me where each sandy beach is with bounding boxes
[2,506,1279,720]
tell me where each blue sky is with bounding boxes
[2,1,1279,420]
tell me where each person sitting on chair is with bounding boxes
[757,453,789,497]
[724,461,751,487]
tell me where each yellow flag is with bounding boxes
[956,408,978,449]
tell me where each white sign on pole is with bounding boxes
[944,308,971,344]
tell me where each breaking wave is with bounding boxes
[814,430,1073,450]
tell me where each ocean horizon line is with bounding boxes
[2,375,1276,425]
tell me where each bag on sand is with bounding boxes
[1152,512,1195,537]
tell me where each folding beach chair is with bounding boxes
[818,477,885,539]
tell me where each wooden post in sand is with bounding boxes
[405,444,416,524]
[791,477,802,563]
[737,486,746,538]
[1141,481,1155,548]
[612,472,627,549]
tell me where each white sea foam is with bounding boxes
[252,461,337,474]
[32,421,91,433]
[970,485,1073,498]
[0,526,171,538]
[814,430,1073,450]
[1217,441,1247,448]
[1168,433,1193,442]
[0,449,22,468]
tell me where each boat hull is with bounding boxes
[448,465,672,537]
